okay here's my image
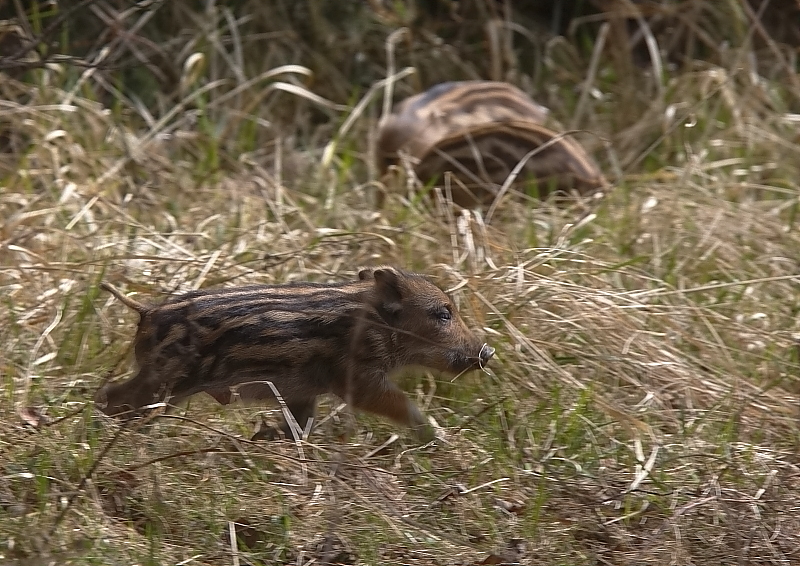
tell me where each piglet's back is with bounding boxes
[129,280,377,397]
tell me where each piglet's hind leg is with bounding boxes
[95,369,172,418]
[251,399,317,441]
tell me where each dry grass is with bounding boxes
[2,1,800,565]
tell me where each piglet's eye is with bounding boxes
[435,307,452,322]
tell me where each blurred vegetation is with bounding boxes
[2,0,799,174]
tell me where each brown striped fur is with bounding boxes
[377,80,606,207]
[96,268,494,442]
[414,121,605,207]
[378,80,550,170]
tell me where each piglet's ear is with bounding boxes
[358,268,374,281]
[373,268,403,322]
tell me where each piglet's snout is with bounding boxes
[478,343,495,367]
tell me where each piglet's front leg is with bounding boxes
[346,381,434,443]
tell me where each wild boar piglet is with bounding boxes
[377,80,606,206]
[96,267,495,441]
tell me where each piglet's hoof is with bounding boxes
[250,427,281,441]
[411,422,435,444]
[251,417,295,441]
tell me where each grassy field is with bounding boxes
[2,2,800,564]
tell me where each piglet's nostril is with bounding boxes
[479,344,495,362]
